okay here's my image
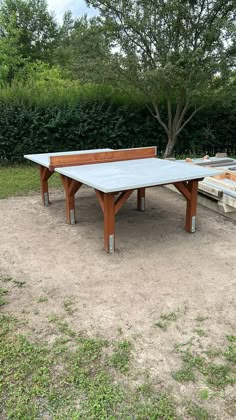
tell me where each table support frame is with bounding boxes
[41,173,202,253]
[174,180,199,233]
[39,165,53,206]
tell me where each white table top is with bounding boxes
[24,149,112,168]
[55,158,222,193]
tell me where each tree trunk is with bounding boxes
[147,100,202,159]
[163,137,176,158]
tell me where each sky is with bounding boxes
[47,0,97,22]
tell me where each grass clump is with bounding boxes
[0,314,177,419]
[187,402,209,419]
[194,329,208,337]
[0,287,8,307]
[63,298,76,315]
[0,166,61,199]
[37,295,48,303]
[172,336,236,390]
[224,336,236,364]
[0,275,12,283]
[109,340,132,373]
[13,280,26,288]
[154,310,180,331]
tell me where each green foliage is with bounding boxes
[0,0,58,61]
[0,84,161,163]
[173,338,236,390]
[0,314,177,418]
[87,0,236,156]
[155,310,180,331]
[0,287,8,306]
[187,402,209,419]
[0,165,61,198]
[109,340,132,373]
[0,0,58,84]
[56,14,112,84]
[0,82,235,163]
[224,336,236,364]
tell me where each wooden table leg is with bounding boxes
[104,193,115,253]
[137,188,145,211]
[174,179,201,233]
[185,180,198,233]
[39,165,53,206]
[60,175,82,224]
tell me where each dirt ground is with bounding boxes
[0,186,236,418]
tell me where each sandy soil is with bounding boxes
[0,186,235,418]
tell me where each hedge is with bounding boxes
[0,84,235,163]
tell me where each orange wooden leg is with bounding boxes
[61,175,82,224]
[137,188,145,211]
[185,180,198,233]
[39,165,53,206]
[104,193,115,253]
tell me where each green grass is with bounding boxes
[0,275,13,283]
[0,314,177,419]
[187,402,209,419]
[0,287,8,307]
[109,340,132,373]
[194,329,208,337]
[154,309,181,331]
[37,295,48,303]
[0,165,61,199]
[63,298,77,315]
[13,280,26,288]
[172,337,236,390]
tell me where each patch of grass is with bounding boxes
[194,329,208,337]
[37,295,48,303]
[13,280,26,288]
[109,340,132,373]
[154,309,180,331]
[0,287,8,307]
[187,402,209,419]
[48,313,59,323]
[117,327,123,335]
[224,336,236,364]
[226,335,236,343]
[0,314,177,419]
[173,337,236,390]
[172,366,195,382]
[204,348,222,359]
[205,364,236,388]
[195,315,209,322]
[0,165,61,199]
[63,298,76,315]
[0,287,8,296]
[199,389,210,400]
[52,336,71,355]
[0,275,12,283]
[49,316,76,338]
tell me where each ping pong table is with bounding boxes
[24,147,221,253]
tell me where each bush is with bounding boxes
[0,83,235,163]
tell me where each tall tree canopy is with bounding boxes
[0,0,58,82]
[55,13,112,83]
[87,0,236,156]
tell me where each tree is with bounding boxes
[55,13,113,84]
[0,0,58,66]
[0,16,26,84]
[87,0,236,157]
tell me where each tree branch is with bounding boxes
[149,101,169,135]
[167,98,172,131]
[175,98,190,132]
[176,106,204,136]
